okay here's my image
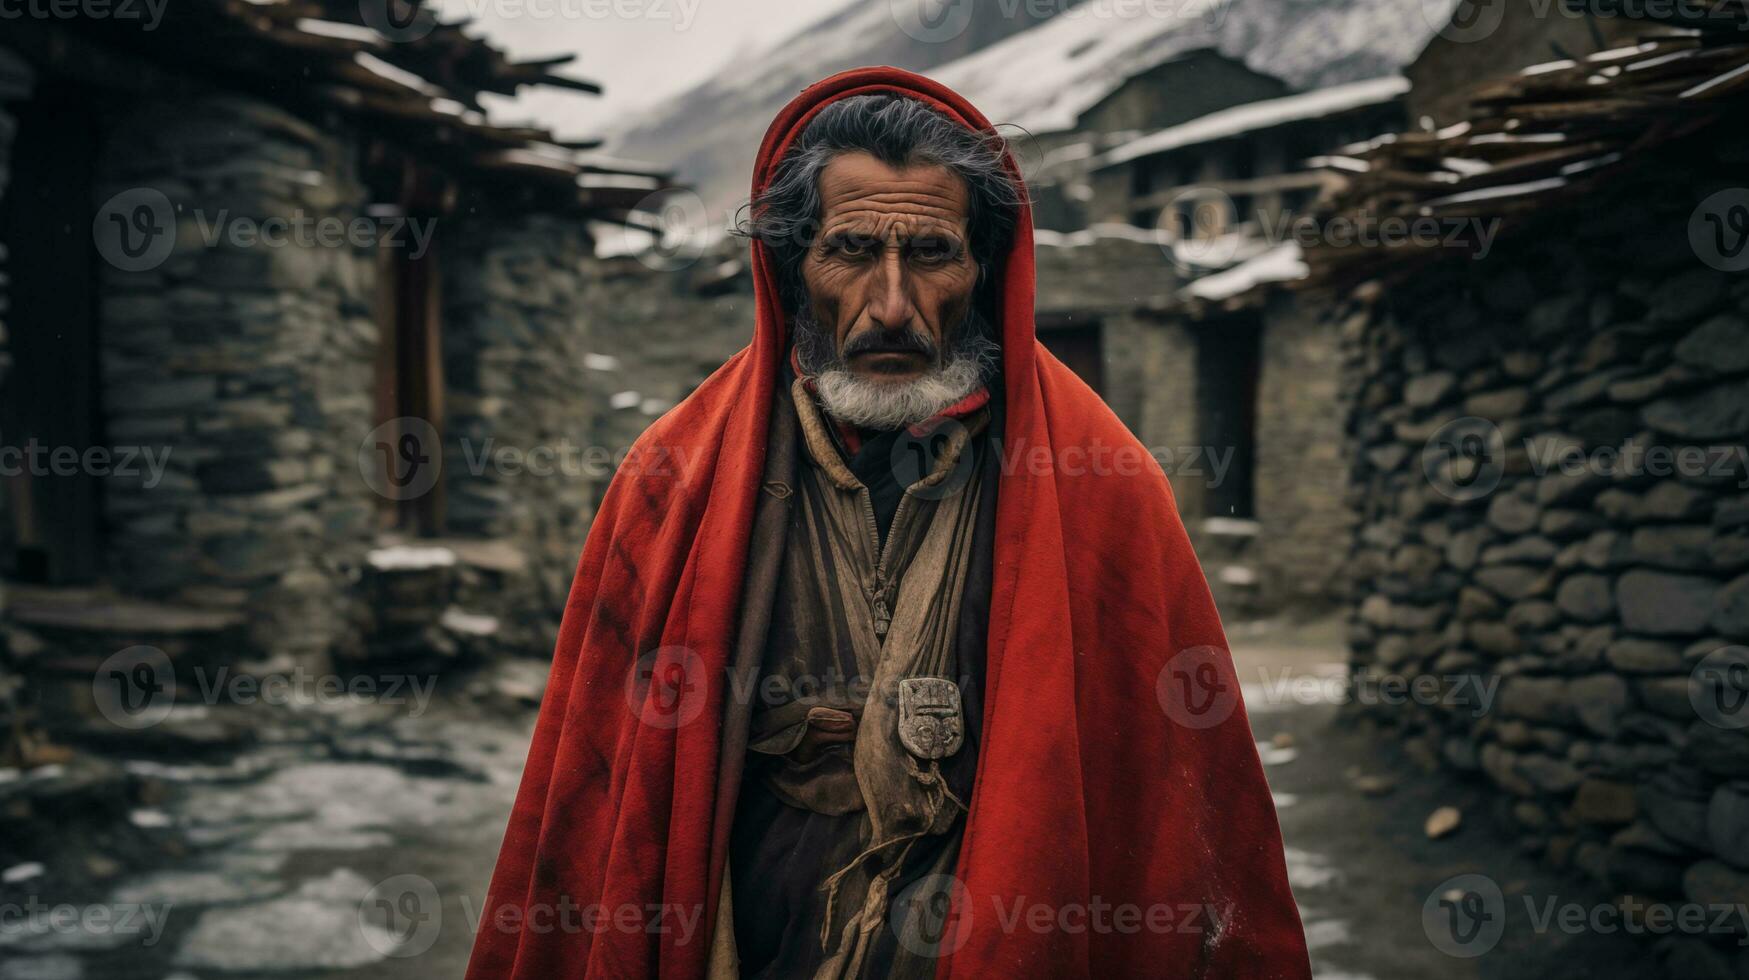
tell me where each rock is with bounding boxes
[1605,637,1685,673]
[1690,722,1749,775]
[1539,509,1601,539]
[1641,786,1715,851]
[1469,621,1522,655]
[1600,848,1684,894]
[1351,774,1398,796]
[1405,371,1457,408]
[1458,587,1503,620]
[1641,482,1714,522]
[1476,565,1553,601]
[1581,530,1633,569]
[1481,536,1559,564]
[1499,676,1570,722]
[1447,527,1491,571]
[1424,805,1462,839]
[1710,574,1749,638]
[1556,574,1615,622]
[1674,312,1749,372]
[1506,600,1561,631]
[1502,350,1544,379]
[1636,677,1696,718]
[1618,570,1719,635]
[1366,443,1409,471]
[1568,674,1630,738]
[1652,268,1729,323]
[1519,754,1584,794]
[1708,784,1749,869]
[1660,938,1735,980]
[1683,859,1749,911]
[1466,387,1532,419]
[1488,493,1542,534]
[1644,379,1749,440]
[1630,525,1714,571]
[1572,778,1637,824]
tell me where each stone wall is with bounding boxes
[1342,125,1749,971]
[0,45,29,757]
[93,96,379,669]
[439,213,602,651]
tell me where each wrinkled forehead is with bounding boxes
[815,151,972,239]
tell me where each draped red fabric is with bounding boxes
[465,66,1310,980]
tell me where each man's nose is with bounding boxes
[864,247,914,331]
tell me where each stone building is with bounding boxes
[0,5,662,757]
[1223,16,1749,973]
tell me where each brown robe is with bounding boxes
[716,372,1000,979]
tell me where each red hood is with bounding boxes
[467,66,1310,980]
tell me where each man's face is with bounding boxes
[800,151,979,385]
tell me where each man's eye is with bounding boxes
[910,239,957,263]
[830,235,876,257]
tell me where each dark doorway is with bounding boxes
[1195,315,1260,519]
[0,83,104,583]
[1037,318,1106,396]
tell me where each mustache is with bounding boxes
[840,326,939,360]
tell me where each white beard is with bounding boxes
[792,300,998,430]
[811,353,987,430]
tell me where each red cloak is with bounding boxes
[467,66,1310,979]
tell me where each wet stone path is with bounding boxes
[1,625,1672,979]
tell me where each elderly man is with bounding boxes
[468,68,1308,980]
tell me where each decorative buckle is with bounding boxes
[897,677,963,759]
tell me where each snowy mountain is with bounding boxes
[608,0,1459,228]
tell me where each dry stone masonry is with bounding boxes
[1341,125,1749,971]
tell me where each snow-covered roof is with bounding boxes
[1183,242,1307,302]
[931,0,1456,135]
[1096,76,1410,169]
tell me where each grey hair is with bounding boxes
[736,94,1025,314]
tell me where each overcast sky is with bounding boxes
[433,0,857,141]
